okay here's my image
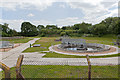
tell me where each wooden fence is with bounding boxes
[16,55,25,79]
[0,62,10,78]
[0,55,25,79]
[86,54,91,80]
[0,54,91,79]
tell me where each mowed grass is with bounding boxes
[43,52,120,58]
[23,37,119,58]
[23,36,115,53]
[72,36,116,45]
[23,37,61,52]
[1,37,33,43]
[7,65,118,78]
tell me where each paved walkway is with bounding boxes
[22,53,118,66]
[0,38,119,72]
[0,38,40,67]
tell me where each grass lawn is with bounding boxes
[72,36,116,45]
[43,52,120,58]
[23,37,61,52]
[23,36,117,52]
[22,37,119,58]
[1,37,33,43]
[1,36,119,79]
[7,65,118,78]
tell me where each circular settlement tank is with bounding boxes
[60,38,110,53]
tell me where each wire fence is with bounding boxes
[0,55,119,79]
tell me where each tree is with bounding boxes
[37,25,45,35]
[60,32,66,36]
[113,19,120,34]
[4,23,9,27]
[8,29,14,36]
[73,24,81,30]
[0,23,17,37]
[92,24,107,37]
[46,25,58,29]
[100,17,120,34]
[3,23,12,36]
[61,26,66,30]
[80,22,91,34]
[72,22,91,34]
[12,29,18,36]
[37,25,44,30]
[21,22,38,37]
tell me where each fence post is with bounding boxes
[16,55,25,79]
[86,54,91,80]
[0,62,11,78]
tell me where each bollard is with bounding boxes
[30,44,31,48]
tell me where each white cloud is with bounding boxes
[66,0,118,24]
[0,19,24,31]
[0,0,119,31]
[32,20,52,26]
[27,13,34,17]
[59,4,65,8]
[0,0,55,11]
[56,17,82,27]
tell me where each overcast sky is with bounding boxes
[0,0,119,31]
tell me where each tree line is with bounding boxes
[0,17,120,37]
[0,23,18,37]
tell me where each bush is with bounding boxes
[60,32,66,36]
[40,33,45,37]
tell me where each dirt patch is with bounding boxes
[0,43,23,52]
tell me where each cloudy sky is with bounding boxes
[0,0,119,31]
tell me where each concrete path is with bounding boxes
[0,38,40,67]
[118,48,120,53]
[22,54,118,66]
[1,52,118,68]
[22,47,119,66]
[0,38,119,72]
